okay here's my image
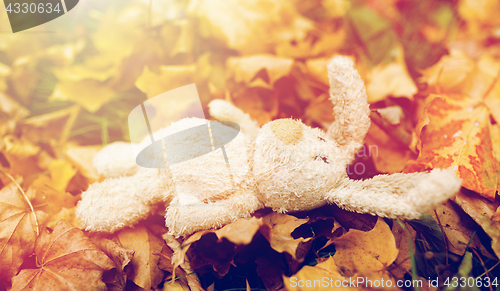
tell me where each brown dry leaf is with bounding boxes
[0,182,47,283]
[388,221,413,278]
[260,212,310,260]
[116,225,165,290]
[331,218,399,276]
[10,220,114,291]
[407,94,498,200]
[430,201,490,256]
[454,190,500,258]
[226,54,294,89]
[89,234,135,291]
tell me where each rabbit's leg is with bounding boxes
[165,187,263,237]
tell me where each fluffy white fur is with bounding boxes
[76,56,462,237]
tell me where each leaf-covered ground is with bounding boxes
[0,0,500,290]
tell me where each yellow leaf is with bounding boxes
[420,49,475,92]
[49,80,116,113]
[47,160,78,192]
[260,212,310,260]
[215,217,263,245]
[0,62,11,92]
[135,65,197,99]
[366,46,417,102]
[189,0,312,54]
[64,144,101,182]
[458,0,500,33]
[226,54,294,89]
[331,218,399,276]
[284,256,356,291]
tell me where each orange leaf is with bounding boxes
[409,94,498,200]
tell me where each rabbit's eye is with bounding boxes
[318,137,326,142]
[315,156,329,164]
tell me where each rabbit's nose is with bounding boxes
[269,119,303,145]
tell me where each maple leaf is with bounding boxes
[406,93,498,200]
[0,182,47,284]
[10,220,114,291]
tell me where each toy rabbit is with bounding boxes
[75,56,462,237]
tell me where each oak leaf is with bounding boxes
[10,220,114,291]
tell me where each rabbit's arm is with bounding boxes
[325,169,461,220]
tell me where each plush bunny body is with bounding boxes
[76,56,462,237]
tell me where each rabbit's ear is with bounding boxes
[325,168,461,220]
[208,99,260,141]
[326,56,371,163]
[93,142,139,178]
